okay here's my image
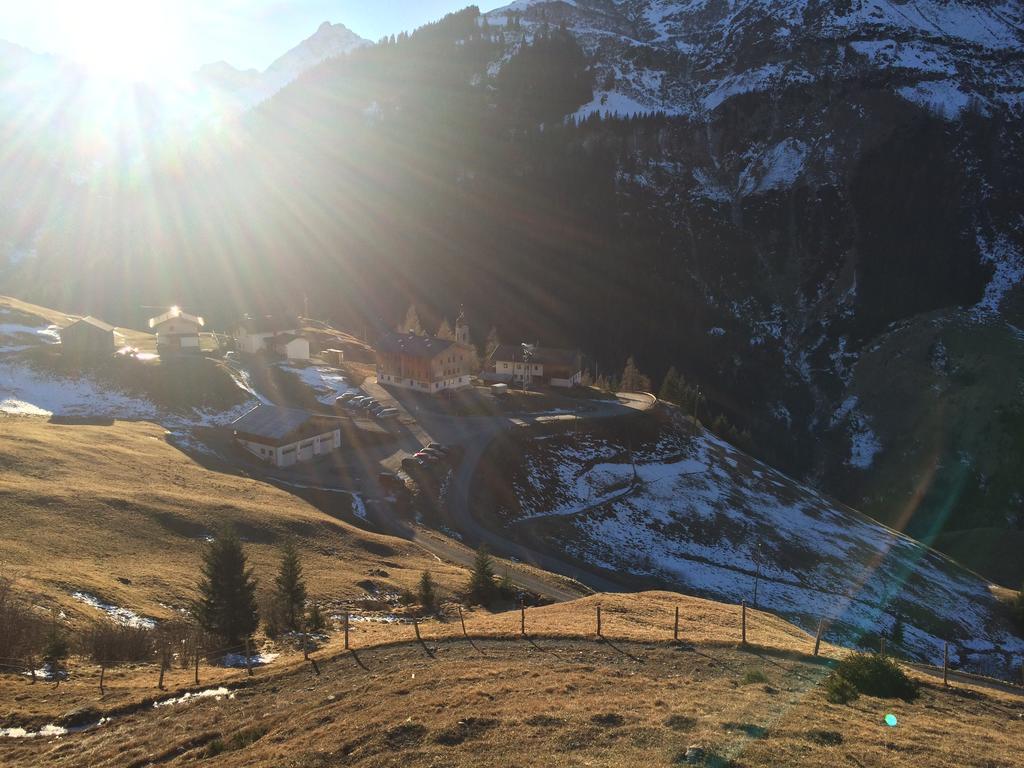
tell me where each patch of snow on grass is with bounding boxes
[278,361,356,404]
[153,687,236,708]
[72,591,157,629]
[896,80,971,119]
[221,652,279,668]
[0,363,158,419]
[973,229,1024,316]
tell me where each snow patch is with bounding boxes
[71,591,156,629]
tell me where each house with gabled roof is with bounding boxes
[235,314,309,360]
[59,316,120,357]
[231,404,341,467]
[487,344,582,388]
[148,306,203,355]
[375,331,474,394]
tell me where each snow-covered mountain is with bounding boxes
[197,21,371,108]
[487,0,1024,123]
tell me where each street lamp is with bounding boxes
[520,342,535,392]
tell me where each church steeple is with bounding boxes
[455,305,470,346]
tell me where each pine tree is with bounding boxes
[418,571,437,612]
[659,366,681,403]
[194,527,260,650]
[399,304,423,335]
[485,326,501,358]
[467,546,497,606]
[437,318,454,340]
[274,541,307,632]
[306,601,325,632]
[619,356,650,392]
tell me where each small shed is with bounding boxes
[270,334,310,361]
[59,316,118,357]
[231,404,341,467]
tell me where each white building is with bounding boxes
[148,307,203,354]
[231,404,341,467]
[486,344,583,388]
[236,315,309,360]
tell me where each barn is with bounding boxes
[230,404,341,467]
[59,316,118,357]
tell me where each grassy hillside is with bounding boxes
[0,417,466,628]
[474,407,1024,678]
[2,591,1021,767]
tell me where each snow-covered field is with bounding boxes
[276,361,357,404]
[509,417,1024,677]
[71,591,157,630]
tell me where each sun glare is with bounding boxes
[61,0,186,83]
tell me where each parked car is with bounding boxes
[337,392,359,403]
[360,399,379,410]
[378,408,400,419]
[418,447,446,461]
[369,404,387,416]
[346,396,368,409]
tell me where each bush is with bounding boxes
[825,673,859,704]
[0,576,46,664]
[79,621,154,665]
[828,653,919,703]
[740,669,768,685]
[418,571,437,613]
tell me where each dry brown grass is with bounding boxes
[0,416,467,633]
[2,618,1020,767]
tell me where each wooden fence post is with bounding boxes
[245,639,254,677]
[674,607,680,642]
[520,601,526,636]
[344,613,350,650]
[813,618,824,657]
[741,602,747,645]
[302,622,309,661]
[99,663,106,697]
[943,642,949,687]
[458,606,468,639]
[596,605,602,638]
[414,617,422,643]
[29,656,35,685]
[194,639,200,686]
[158,659,166,690]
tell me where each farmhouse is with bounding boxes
[487,344,583,388]
[148,307,203,354]
[59,316,119,357]
[375,332,474,393]
[236,315,309,360]
[231,404,341,467]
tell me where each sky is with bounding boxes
[0,1,508,79]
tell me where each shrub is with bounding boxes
[740,669,768,685]
[78,621,154,664]
[0,576,46,664]
[305,602,325,632]
[825,673,859,704]
[828,653,919,703]
[42,623,70,665]
[466,546,497,606]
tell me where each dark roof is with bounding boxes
[238,314,301,334]
[231,404,326,441]
[66,316,116,333]
[489,344,581,367]
[376,332,456,359]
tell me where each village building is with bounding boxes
[230,404,341,467]
[236,315,310,361]
[375,311,475,394]
[487,344,583,388]
[59,316,119,357]
[148,307,203,354]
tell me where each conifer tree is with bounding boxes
[467,546,497,606]
[306,601,325,632]
[418,570,437,612]
[194,527,260,650]
[659,366,681,403]
[619,356,651,392]
[399,304,423,335]
[274,541,307,632]
[485,326,501,358]
[437,318,454,340]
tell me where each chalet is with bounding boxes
[59,316,119,357]
[487,344,583,388]
[376,333,474,393]
[231,404,341,467]
[236,315,309,360]
[148,307,203,354]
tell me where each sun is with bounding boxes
[61,0,186,83]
